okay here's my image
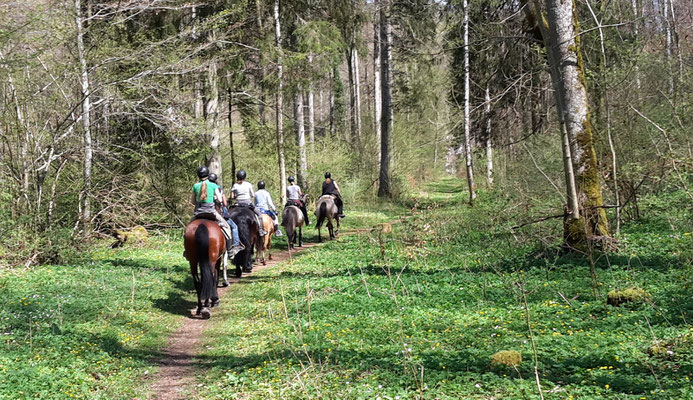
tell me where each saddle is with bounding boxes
[194,213,217,221]
[319,194,336,200]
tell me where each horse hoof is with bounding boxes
[235,269,242,278]
[269,255,273,260]
[212,299,220,307]
[200,308,211,319]
[221,281,229,287]
[262,260,267,265]
[243,267,253,273]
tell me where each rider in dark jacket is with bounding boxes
[321,172,345,218]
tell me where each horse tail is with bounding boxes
[195,223,215,300]
[315,202,327,229]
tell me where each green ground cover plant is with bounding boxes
[195,178,693,399]
[0,235,191,400]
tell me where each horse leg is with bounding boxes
[221,251,229,287]
[328,219,334,240]
[317,226,322,243]
[336,217,340,237]
[298,227,303,247]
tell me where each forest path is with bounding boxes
[148,226,378,399]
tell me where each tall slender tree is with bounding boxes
[378,2,392,197]
[274,0,287,205]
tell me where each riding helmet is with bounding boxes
[288,176,295,183]
[324,172,331,179]
[236,169,247,180]
[208,173,218,183]
[197,166,209,179]
[257,181,266,190]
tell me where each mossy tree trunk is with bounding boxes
[545,0,609,247]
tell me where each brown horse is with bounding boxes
[258,214,275,265]
[315,195,340,241]
[281,205,304,250]
[184,219,225,318]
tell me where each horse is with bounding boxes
[282,205,304,250]
[258,213,275,265]
[227,206,260,277]
[315,195,340,241]
[184,219,225,318]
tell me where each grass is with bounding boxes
[0,235,191,400]
[194,178,693,399]
[1,179,691,399]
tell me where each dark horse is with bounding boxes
[227,206,260,277]
[184,219,224,318]
[315,195,340,241]
[281,205,304,250]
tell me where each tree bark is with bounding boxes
[353,47,362,145]
[274,0,287,205]
[378,4,392,197]
[75,0,92,230]
[484,85,493,189]
[307,54,315,147]
[227,88,236,179]
[530,0,580,221]
[463,0,476,204]
[663,0,674,97]
[295,91,308,190]
[373,5,382,164]
[546,0,610,245]
[206,60,222,181]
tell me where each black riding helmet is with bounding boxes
[324,172,331,179]
[288,176,295,183]
[236,169,247,181]
[197,166,209,179]
[257,181,266,189]
[208,173,218,183]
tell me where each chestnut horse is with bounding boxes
[258,214,275,265]
[184,219,225,318]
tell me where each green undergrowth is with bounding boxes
[0,234,191,400]
[196,178,693,399]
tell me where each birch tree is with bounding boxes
[74,0,92,231]
[462,0,476,204]
[274,0,287,205]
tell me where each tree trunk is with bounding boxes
[295,91,308,190]
[256,0,266,124]
[75,0,92,231]
[378,4,392,197]
[462,0,476,204]
[631,0,642,94]
[274,0,287,205]
[530,0,580,221]
[227,88,237,179]
[373,6,382,164]
[192,5,204,119]
[663,0,674,97]
[206,60,222,181]
[546,0,609,246]
[307,54,315,146]
[353,47,362,145]
[484,85,493,189]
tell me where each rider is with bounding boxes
[191,166,243,256]
[230,169,267,236]
[321,172,345,218]
[286,176,310,225]
[208,173,244,253]
[254,181,283,237]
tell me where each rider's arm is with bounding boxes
[268,194,276,211]
[222,193,228,207]
[214,187,223,204]
[190,192,196,206]
[230,184,236,199]
[334,181,343,197]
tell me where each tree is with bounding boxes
[461,0,475,204]
[274,0,288,205]
[74,0,93,232]
[544,0,610,246]
[378,2,393,197]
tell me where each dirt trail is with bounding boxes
[148,240,323,400]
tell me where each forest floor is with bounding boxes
[1,178,691,399]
